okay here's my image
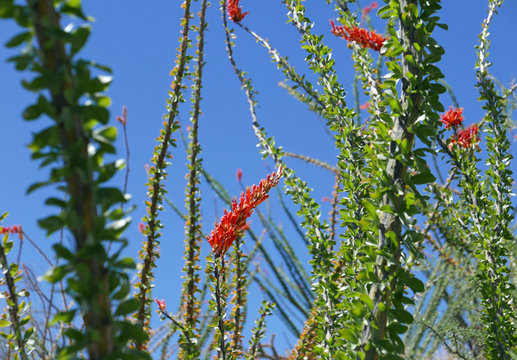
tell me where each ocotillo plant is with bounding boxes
[0,0,516,359]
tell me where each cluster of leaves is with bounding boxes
[1,0,147,358]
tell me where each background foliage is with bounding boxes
[0,0,516,359]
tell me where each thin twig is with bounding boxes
[283,152,339,175]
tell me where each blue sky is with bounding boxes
[0,0,516,356]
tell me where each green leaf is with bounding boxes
[93,126,117,143]
[0,2,15,18]
[388,322,408,334]
[61,0,88,19]
[408,3,418,18]
[430,83,446,94]
[49,310,76,326]
[7,54,32,71]
[378,302,387,312]
[98,96,111,107]
[5,31,32,48]
[410,172,436,185]
[45,197,67,208]
[362,199,378,220]
[114,257,135,269]
[82,105,109,124]
[3,238,13,253]
[23,326,34,340]
[112,281,131,300]
[391,307,414,324]
[405,276,425,293]
[71,25,91,55]
[114,299,140,316]
[0,320,10,328]
[97,187,126,205]
[358,293,373,310]
[27,181,52,194]
[38,215,63,235]
[53,244,75,261]
[44,265,69,283]
[22,104,42,120]
[116,321,149,344]
[339,328,359,344]
[63,328,84,342]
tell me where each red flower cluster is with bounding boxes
[228,0,248,23]
[440,107,463,129]
[236,168,243,182]
[330,20,387,52]
[448,124,480,150]
[208,167,283,257]
[441,107,480,150]
[0,225,23,239]
[362,2,378,19]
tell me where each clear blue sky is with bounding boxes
[0,0,516,356]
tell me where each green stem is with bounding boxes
[214,257,227,360]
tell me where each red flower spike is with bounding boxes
[236,168,243,182]
[330,20,387,52]
[0,225,23,239]
[440,107,463,130]
[228,0,248,23]
[208,167,283,257]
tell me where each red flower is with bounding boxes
[236,168,243,182]
[330,20,387,52]
[448,124,480,150]
[155,298,166,312]
[360,102,371,110]
[362,2,378,19]
[138,222,145,234]
[457,124,479,148]
[207,167,283,257]
[440,107,463,130]
[228,0,248,23]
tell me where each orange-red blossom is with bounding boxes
[440,107,464,130]
[448,124,480,150]
[330,20,387,52]
[208,167,283,257]
[155,299,166,312]
[228,0,248,23]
